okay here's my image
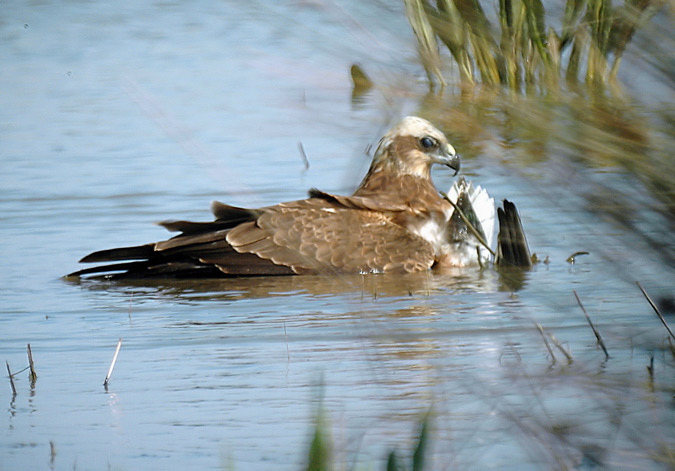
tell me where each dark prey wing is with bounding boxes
[226,199,435,274]
[496,200,532,268]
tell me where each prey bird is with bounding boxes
[69,117,530,279]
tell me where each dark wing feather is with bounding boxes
[79,243,156,263]
[157,201,260,235]
[210,201,261,221]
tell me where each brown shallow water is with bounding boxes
[1,1,674,470]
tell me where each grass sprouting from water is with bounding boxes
[305,411,431,471]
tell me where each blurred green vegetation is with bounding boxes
[304,411,431,471]
[404,0,665,92]
[397,0,675,265]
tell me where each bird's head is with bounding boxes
[370,116,460,178]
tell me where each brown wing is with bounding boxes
[226,199,435,274]
[69,201,292,278]
[70,198,434,278]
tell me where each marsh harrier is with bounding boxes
[69,117,529,279]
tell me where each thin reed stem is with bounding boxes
[573,291,610,359]
[104,338,123,387]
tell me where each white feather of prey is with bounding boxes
[444,178,496,266]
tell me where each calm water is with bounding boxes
[1,2,674,470]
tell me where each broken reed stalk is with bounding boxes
[50,441,56,466]
[566,251,589,264]
[298,142,310,171]
[573,291,609,359]
[104,338,123,387]
[637,282,675,341]
[6,361,17,396]
[27,343,37,381]
[548,332,573,364]
[534,322,557,363]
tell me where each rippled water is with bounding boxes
[2,2,674,470]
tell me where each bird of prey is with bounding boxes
[69,116,529,279]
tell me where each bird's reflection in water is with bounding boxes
[68,266,533,419]
[69,265,529,302]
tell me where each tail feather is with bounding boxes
[79,244,156,263]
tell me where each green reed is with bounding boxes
[404,0,663,92]
[305,412,430,471]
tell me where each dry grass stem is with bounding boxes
[49,441,56,467]
[298,142,310,172]
[566,251,589,264]
[573,291,610,359]
[6,361,17,396]
[637,281,675,341]
[548,332,574,364]
[27,343,37,382]
[104,338,123,387]
[534,322,557,363]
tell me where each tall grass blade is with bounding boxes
[386,450,400,471]
[523,0,551,68]
[404,0,447,88]
[412,414,429,471]
[404,0,662,92]
[434,0,475,83]
[562,0,588,46]
[306,418,331,471]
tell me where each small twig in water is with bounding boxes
[50,441,56,467]
[573,291,609,359]
[566,251,589,264]
[548,332,573,364]
[6,361,17,396]
[27,343,37,382]
[298,142,310,172]
[637,281,675,341]
[104,338,123,387]
[534,322,557,363]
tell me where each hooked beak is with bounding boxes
[435,143,460,176]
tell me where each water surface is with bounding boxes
[1,2,674,470]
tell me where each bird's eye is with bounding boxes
[420,137,435,149]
